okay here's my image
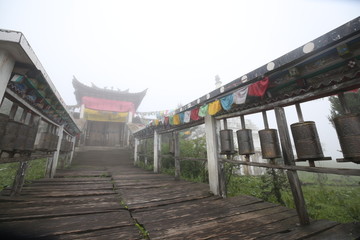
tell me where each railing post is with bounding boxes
[205,115,221,196]
[154,130,162,173]
[174,131,180,180]
[274,107,310,225]
[0,49,15,102]
[68,135,76,166]
[50,124,64,178]
[10,161,29,196]
[134,137,139,165]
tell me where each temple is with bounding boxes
[72,77,147,147]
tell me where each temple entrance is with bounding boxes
[85,121,125,146]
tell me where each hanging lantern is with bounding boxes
[333,113,360,163]
[236,129,255,155]
[291,121,324,160]
[259,129,282,159]
[220,129,236,155]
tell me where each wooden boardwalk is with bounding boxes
[0,148,359,239]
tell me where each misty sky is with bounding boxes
[1,0,359,166]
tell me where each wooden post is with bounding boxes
[205,115,220,195]
[10,161,29,196]
[50,125,64,178]
[134,138,139,165]
[174,131,180,180]
[274,107,310,225]
[0,49,15,102]
[154,130,162,173]
[144,138,148,165]
[68,136,76,166]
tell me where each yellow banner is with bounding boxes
[84,108,128,122]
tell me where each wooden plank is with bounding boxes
[56,226,141,240]
[263,219,339,240]
[304,222,360,240]
[0,211,134,239]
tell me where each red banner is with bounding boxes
[82,96,135,113]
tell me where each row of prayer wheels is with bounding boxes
[0,113,38,152]
[219,113,360,163]
[220,128,282,159]
[60,138,74,152]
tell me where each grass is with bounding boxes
[0,158,47,191]
[227,171,360,223]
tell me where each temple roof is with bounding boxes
[72,77,147,110]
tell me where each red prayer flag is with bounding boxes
[248,77,270,97]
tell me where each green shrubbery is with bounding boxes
[0,158,47,191]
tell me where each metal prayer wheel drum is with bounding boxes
[259,129,282,159]
[50,134,59,151]
[0,113,9,138]
[333,114,360,160]
[36,132,52,151]
[24,127,38,151]
[236,129,255,155]
[14,124,30,151]
[290,121,324,160]
[220,129,235,155]
[0,120,20,151]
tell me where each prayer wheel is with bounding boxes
[60,138,67,152]
[220,129,236,155]
[236,129,255,155]
[259,129,282,159]
[290,121,324,160]
[0,120,21,151]
[333,113,360,161]
[24,127,38,151]
[14,124,30,151]
[50,134,59,151]
[36,132,52,151]
[0,113,9,138]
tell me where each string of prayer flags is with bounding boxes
[220,94,234,111]
[248,77,269,97]
[183,111,191,123]
[173,114,181,125]
[190,108,200,121]
[208,100,222,115]
[233,86,248,104]
[198,104,209,117]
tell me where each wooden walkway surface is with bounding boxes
[0,148,359,239]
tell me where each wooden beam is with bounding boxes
[220,158,360,176]
[275,107,310,226]
[205,115,220,195]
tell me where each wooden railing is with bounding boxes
[133,17,360,226]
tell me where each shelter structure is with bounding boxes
[72,77,147,147]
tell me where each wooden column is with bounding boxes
[10,161,29,196]
[134,138,139,165]
[154,130,162,173]
[68,135,76,166]
[144,139,148,165]
[274,107,310,225]
[205,115,220,195]
[50,124,64,178]
[126,112,133,147]
[0,49,15,102]
[174,131,180,180]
